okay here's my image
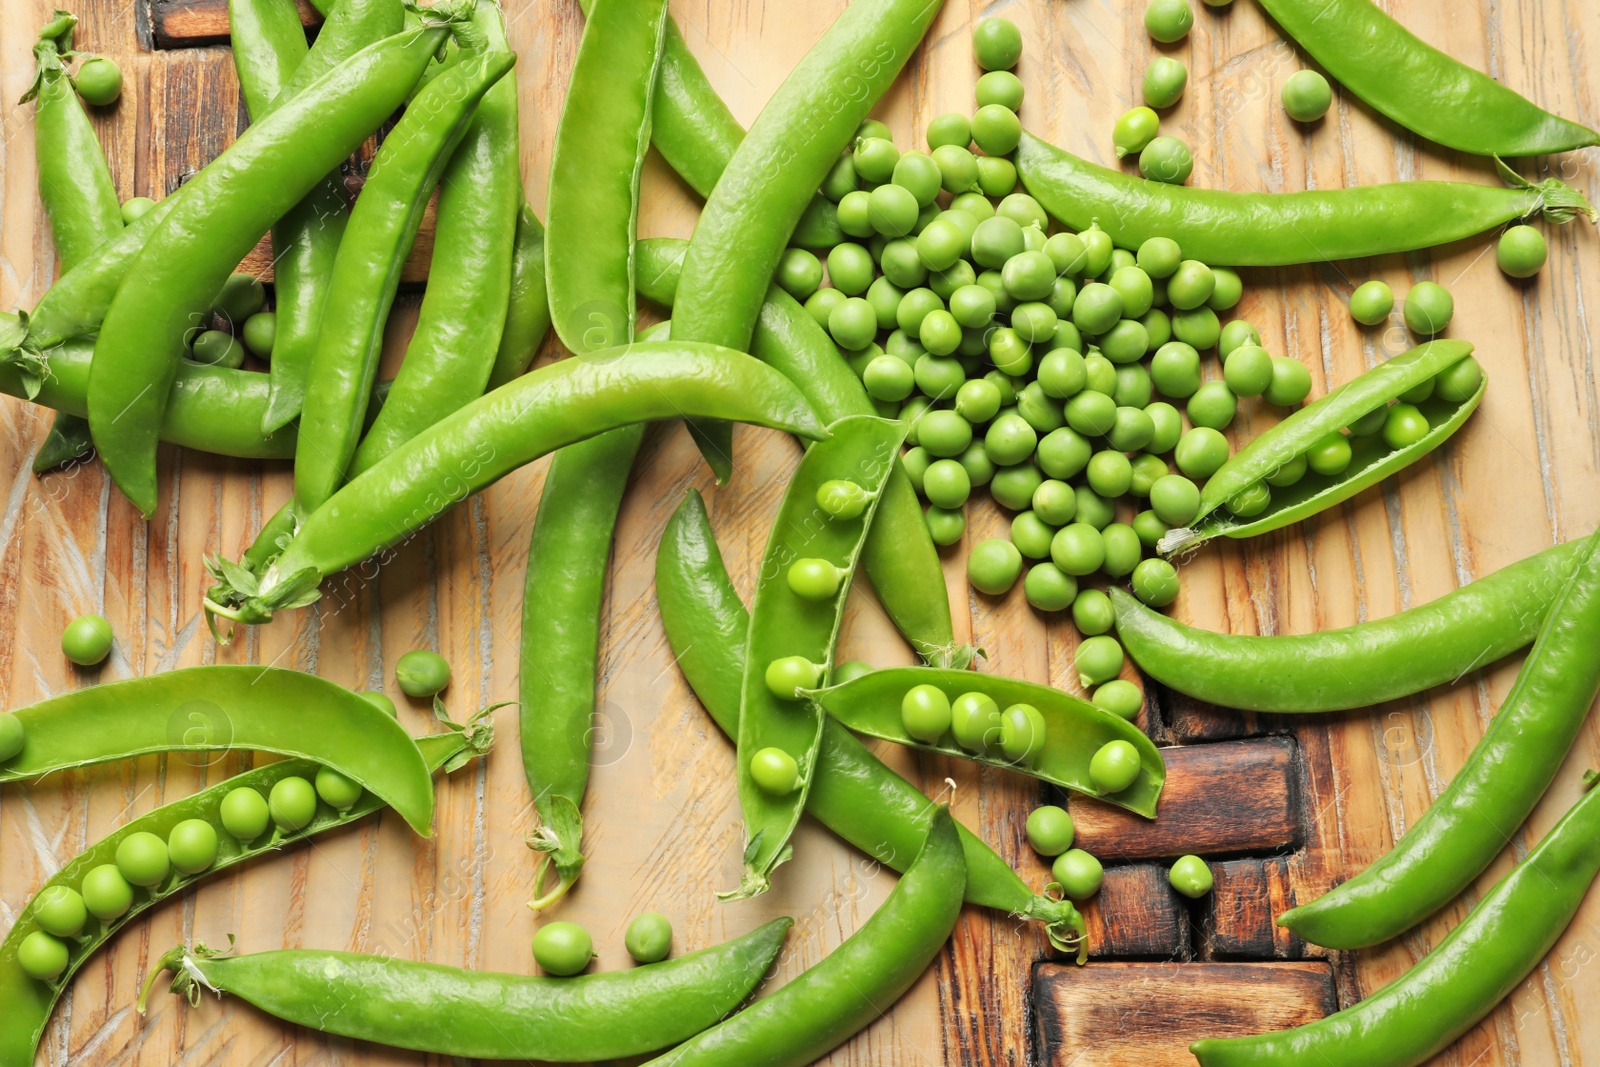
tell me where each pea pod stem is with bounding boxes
[1279,529,1600,949]
[1015,132,1595,266]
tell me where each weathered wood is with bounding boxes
[1203,856,1324,961]
[151,0,321,48]
[1033,961,1338,1066]
[1080,864,1190,959]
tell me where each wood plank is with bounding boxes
[1080,864,1190,960]
[1033,961,1337,1066]
[151,0,321,48]
[1202,857,1324,961]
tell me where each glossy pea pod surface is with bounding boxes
[635,237,972,670]
[0,723,487,1067]
[86,14,467,518]
[642,807,965,1067]
[1257,0,1599,157]
[1159,341,1483,556]
[141,918,789,1061]
[204,343,826,630]
[1111,537,1590,713]
[484,204,551,388]
[730,416,907,898]
[0,666,436,833]
[1015,132,1595,266]
[1280,529,1600,949]
[1194,778,1600,1066]
[805,667,1166,818]
[657,489,1086,953]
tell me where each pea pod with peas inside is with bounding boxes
[1110,537,1591,713]
[1014,132,1595,266]
[137,918,789,1061]
[657,489,1086,956]
[802,667,1165,818]
[203,342,826,636]
[0,666,436,834]
[1255,0,1599,158]
[727,416,907,899]
[1158,340,1485,556]
[0,704,493,1067]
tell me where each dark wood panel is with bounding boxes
[1080,863,1190,959]
[152,0,321,48]
[1202,856,1324,960]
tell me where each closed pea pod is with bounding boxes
[484,205,552,388]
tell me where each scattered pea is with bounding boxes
[1051,848,1104,900]
[1072,588,1115,636]
[901,684,954,742]
[1075,635,1125,688]
[973,17,1023,71]
[625,912,673,964]
[1142,58,1188,110]
[968,538,1024,594]
[1281,69,1332,122]
[1349,279,1394,325]
[1497,225,1547,279]
[1026,805,1075,856]
[1169,854,1214,898]
[396,649,451,697]
[533,921,594,977]
[1144,0,1194,42]
[1403,281,1453,335]
[1024,562,1078,611]
[61,613,113,666]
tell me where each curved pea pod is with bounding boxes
[1159,340,1484,557]
[0,705,494,1067]
[0,666,436,834]
[484,204,551,389]
[1015,132,1596,266]
[137,917,789,1061]
[805,667,1166,818]
[728,415,908,900]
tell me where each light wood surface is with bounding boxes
[1,0,1598,1064]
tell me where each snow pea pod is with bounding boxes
[1015,132,1596,266]
[1195,774,1600,1066]
[0,666,436,834]
[203,342,826,633]
[294,49,514,515]
[484,204,550,389]
[657,489,1087,956]
[634,237,973,670]
[0,706,492,1067]
[728,416,907,899]
[1256,0,1599,158]
[138,918,789,1060]
[671,0,943,481]
[1279,529,1600,949]
[805,667,1165,818]
[644,806,964,1067]
[1159,341,1483,556]
[1111,538,1590,713]
[350,2,519,470]
[87,12,471,519]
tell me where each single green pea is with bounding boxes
[923,459,972,509]
[836,190,874,238]
[1281,69,1332,122]
[765,656,824,699]
[220,787,271,841]
[1264,452,1308,488]
[1089,738,1141,792]
[1086,451,1134,499]
[1348,279,1394,325]
[916,309,962,358]
[1106,266,1153,318]
[1082,353,1119,396]
[1144,0,1194,41]
[751,746,802,795]
[1149,340,1201,400]
[1071,588,1115,636]
[954,379,1002,424]
[1024,562,1078,612]
[805,287,847,328]
[1113,107,1161,160]
[1435,356,1485,403]
[1398,376,1434,404]
[1079,226,1115,278]
[269,776,319,832]
[534,921,594,977]
[901,684,954,743]
[1100,523,1143,578]
[1045,232,1090,277]
[916,411,971,458]
[822,152,859,202]
[1223,345,1274,398]
[189,329,243,369]
[895,287,944,336]
[998,703,1048,765]
[75,56,124,106]
[120,196,156,224]
[1051,848,1104,900]
[1010,511,1057,561]
[1227,481,1272,518]
[866,276,905,330]
[857,119,894,143]
[1142,57,1188,109]
[1074,485,1117,530]
[1128,452,1170,497]
[81,863,134,921]
[59,613,113,667]
[775,248,824,301]
[968,538,1024,595]
[1383,402,1431,449]
[1172,306,1221,350]
[1216,319,1260,359]
[864,356,913,401]
[1001,250,1056,302]
[927,112,972,150]
[625,912,674,964]
[958,442,996,488]
[34,885,88,938]
[1185,382,1237,431]
[1107,248,1137,276]
[1047,276,1080,320]
[115,831,170,887]
[1305,431,1353,475]
[893,151,944,207]
[974,156,1019,199]
[1207,267,1243,310]
[1145,401,1183,453]
[915,218,967,272]
[1133,238,1180,280]
[1139,134,1193,184]
[826,242,875,296]
[943,286,993,331]
[1072,282,1124,336]
[1175,426,1231,478]
[950,193,996,223]
[167,818,220,875]
[1028,480,1074,527]
[1011,302,1059,345]
[241,311,276,359]
[1050,523,1105,577]
[1100,320,1150,366]
[833,660,875,684]
[1150,473,1202,526]
[1166,260,1215,311]
[973,17,1023,71]
[1037,426,1093,480]
[925,505,967,546]
[985,411,1039,466]
[1093,679,1146,721]
[830,297,880,351]
[1132,509,1171,550]
[1170,854,1215,898]
[817,479,871,520]
[868,183,920,238]
[1347,405,1389,437]
[1497,225,1548,279]
[19,931,69,981]
[997,193,1049,232]
[854,136,900,184]
[1264,356,1313,406]
[971,215,1026,269]
[1026,805,1075,856]
[1403,281,1454,336]
[951,692,1003,753]
[1036,348,1087,400]
[1131,557,1182,608]
[977,268,1018,316]
[396,649,451,698]
[212,272,266,326]
[912,356,963,403]
[976,70,1025,110]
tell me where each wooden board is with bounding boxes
[1,0,1598,1065]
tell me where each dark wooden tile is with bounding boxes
[1079,863,1190,959]
[1203,856,1324,960]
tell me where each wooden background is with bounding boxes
[1,0,1598,1063]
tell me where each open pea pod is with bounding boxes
[0,706,493,1067]
[804,668,1165,818]
[1160,340,1483,556]
[0,667,436,834]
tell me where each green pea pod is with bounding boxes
[634,237,974,670]
[1195,773,1600,1066]
[1257,0,1599,158]
[1280,528,1600,949]
[805,667,1165,818]
[293,49,515,515]
[1111,538,1591,713]
[671,0,943,481]
[1160,341,1483,556]
[0,705,494,1067]
[643,806,965,1067]
[138,917,789,1061]
[0,666,436,834]
[484,204,551,389]
[229,0,309,118]
[728,416,907,899]
[203,342,826,635]
[349,2,520,470]
[657,489,1086,955]
[29,417,93,473]
[1015,132,1596,266]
